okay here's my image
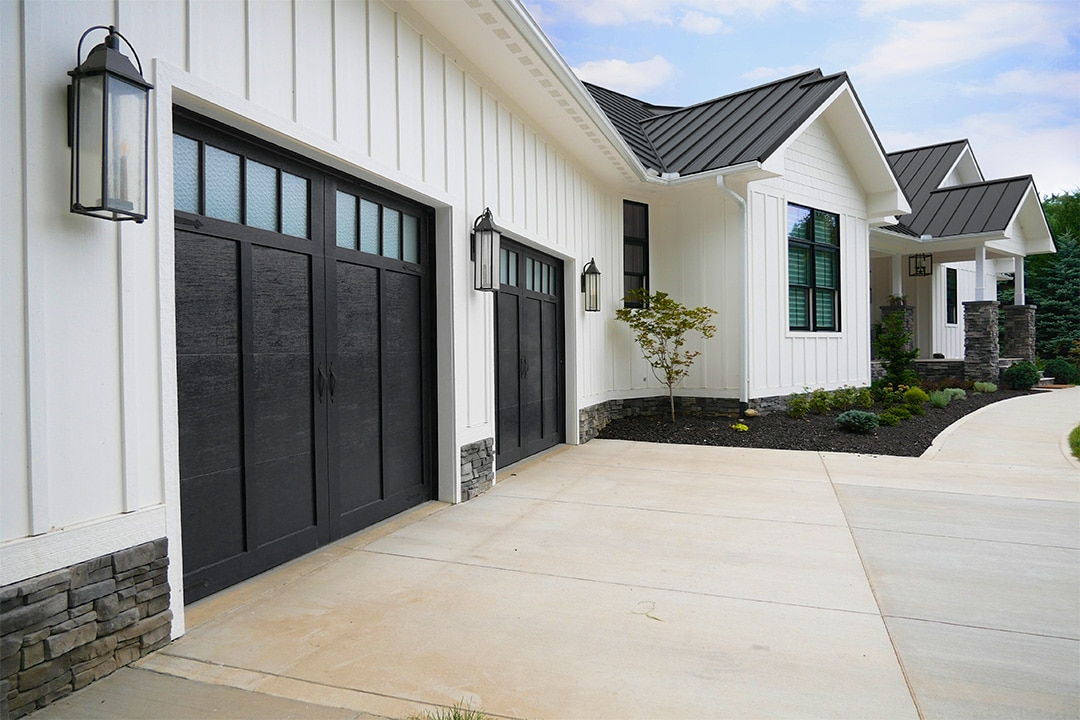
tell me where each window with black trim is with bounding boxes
[624,200,648,307]
[788,204,840,332]
[946,267,958,324]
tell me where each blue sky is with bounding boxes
[526,0,1080,195]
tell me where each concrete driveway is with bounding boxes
[35,389,1079,719]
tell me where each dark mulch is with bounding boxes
[598,389,1032,456]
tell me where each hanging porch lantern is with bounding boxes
[68,25,153,223]
[471,207,499,292]
[581,257,601,312]
[908,253,933,277]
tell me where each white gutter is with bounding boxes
[716,174,750,411]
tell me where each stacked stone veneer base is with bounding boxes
[580,396,740,442]
[0,539,171,719]
[460,438,495,501]
[1001,304,1036,363]
[964,300,1001,384]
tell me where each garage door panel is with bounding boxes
[382,272,424,499]
[175,234,239,355]
[248,353,314,462]
[542,300,560,438]
[177,354,242,479]
[250,247,312,353]
[179,467,245,572]
[248,452,317,547]
[336,438,382,511]
[335,264,379,351]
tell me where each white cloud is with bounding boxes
[572,55,677,95]
[680,10,726,34]
[880,110,1080,196]
[852,2,1071,81]
[524,2,558,27]
[548,0,801,27]
[741,64,816,81]
[961,69,1080,98]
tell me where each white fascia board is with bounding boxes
[871,227,1009,255]
[1002,183,1055,255]
[940,142,983,186]
[762,83,910,217]
[494,0,651,181]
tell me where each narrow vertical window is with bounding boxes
[623,200,648,308]
[946,267,958,324]
[787,203,840,332]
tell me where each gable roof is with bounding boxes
[585,69,849,176]
[899,176,1036,238]
[887,141,969,220]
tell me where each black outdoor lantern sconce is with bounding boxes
[581,257,601,312]
[471,207,500,292]
[68,25,153,223]
[908,253,933,277]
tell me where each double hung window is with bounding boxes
[788,204,840,332]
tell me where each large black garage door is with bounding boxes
[495,240,564,468]
[174,111,435,602]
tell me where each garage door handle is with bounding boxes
[328,363,337,402]
[317,364,327,402]
[519,355,529,378]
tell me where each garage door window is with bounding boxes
[335,190,421,264]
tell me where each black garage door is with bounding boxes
[495,240,564,468]
[174,111,435,602]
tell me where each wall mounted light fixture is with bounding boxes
[581,257,601,312]
[68,25,153,223]
[471,207,499,292]
[908,253,933,277]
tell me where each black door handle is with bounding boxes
[328,363,337,402]
[520,355,529,378]
[317,364,327,402]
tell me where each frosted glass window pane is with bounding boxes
[204,145,241,223]
[75,76,104,209]
[500,247,509,285]
[508,251,517,286]
[246,159,277,231]
[173,135,199,213]
[525,257,534,290]
[105,78,148,215]
[382,208,401,259]
[360,200,380,254]
[281,172,308,237]
[336,191,358,249]
[402,214,419,263]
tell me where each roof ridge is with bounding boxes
[929,175,1033,193]
[637,68,825,125]
[887,139,969,158]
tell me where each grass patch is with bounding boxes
[1070,423,1080,460]
[410,704,493,720]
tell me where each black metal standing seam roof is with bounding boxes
[584,69,850,176]
[885,140,968,228]
[884,176,1033,238]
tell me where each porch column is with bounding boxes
[1014,256,1025,305]
[974,244,987,301]
[890,254,903,298]
[1002,304,1037,363]
[964,300,1000,383]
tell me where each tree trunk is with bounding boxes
[668,385,675,423]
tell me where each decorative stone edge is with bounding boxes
[460,438,495,502]
[0,539,171,719]
[579,395,740,442]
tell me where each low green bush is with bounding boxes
[836,410,879,434]
[945,387,967,401]
[877,410,901,426]
[909,404,926,416]
[972,381,997,393]
[856,387,875,409]
[928,390,951,409]
[888,405,912,421]
[903,387,930,406]
[1044,357,1080,385]
[1070,423,1080,460]
[807,388,833,414]
[787,391,810,419]
[1002,361,1040,390]
[831,386,859,411]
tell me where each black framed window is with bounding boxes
[946,267,958,324]
[788,204,840,332]
[624,200,648,308]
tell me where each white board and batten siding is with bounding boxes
[748,118,872,398]
[2,0,626,594]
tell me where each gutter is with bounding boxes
[716,174,750,412]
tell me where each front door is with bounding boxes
[495,240,564,468]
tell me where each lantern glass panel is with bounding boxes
[105,76,147,216]
[75,74,105,209]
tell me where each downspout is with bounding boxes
[717,175,750,413]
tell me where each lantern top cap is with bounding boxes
[582,257,600,275]
[69,25,153,90]
[472,207,497,234]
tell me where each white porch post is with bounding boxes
[890,254,903,297]
[974,244,986,301]
[1014,256,1025,305]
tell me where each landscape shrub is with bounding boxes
[928,390,951,409]
[1044,357,1080,385]
[874,382,911,408]
[908,404,926,416]
[877,410,902,426]
[787,391,810,419]
[945,387,967,401]
[836,410,879,434]
[888,405,912,421]
[903,387,930,406]
[972,381,997,393]
[856,387,875,409]
[831,386,859,411]
[807,388,833,414]
[875,311,920,387]
[1002,361,1040,390]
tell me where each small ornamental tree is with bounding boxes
[875,311,919,387]
[615,288,717,422]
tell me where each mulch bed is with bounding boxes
[597,389,1031,457]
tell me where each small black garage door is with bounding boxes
[174,111,435,602]
[495,240,564,468]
